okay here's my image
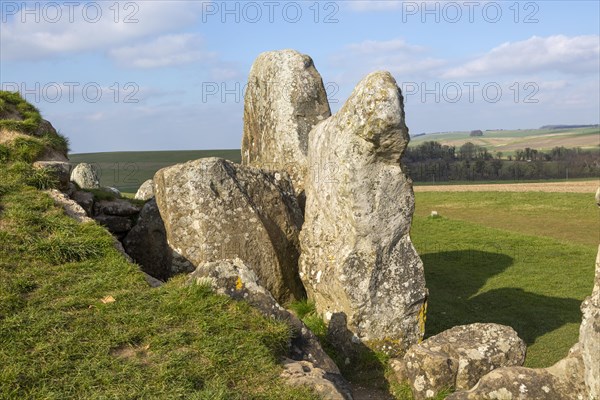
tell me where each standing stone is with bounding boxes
[70,163,100,189]
[299,71,427,356]
[242,49,331,201]
[154,157,305,304]
[135,179,154,201]
[579,245,600,399]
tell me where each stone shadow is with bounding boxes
[422,250,582,346]
[326,312,395,399]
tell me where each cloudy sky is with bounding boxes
[1,0,599,153]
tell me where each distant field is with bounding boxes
[69,150,241,192]
[410,127,600,154]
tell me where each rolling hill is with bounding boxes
[69,127,599,192]
[409,127,600,154]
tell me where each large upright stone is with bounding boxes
[242,49,331,199]
[299,71,427,356]
[154,157,305,304]
[580,245,600,399]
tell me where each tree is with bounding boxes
[459,142,477,160]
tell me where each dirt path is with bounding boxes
[414,180,599,193]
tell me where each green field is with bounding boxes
[412,191,598,368]
[69,150,241,193]
[410,127,600,154]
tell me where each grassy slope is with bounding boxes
[411,192,598,368]
[69,150,241,192]
[1,108,317,398]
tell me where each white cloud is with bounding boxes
[1,1,205,61]
[443,35,600,78]
[330,38,446,82]
[109,34,215,68]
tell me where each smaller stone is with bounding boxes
[93,199,141,217]
[430,211,439,218]
[70,163,100,189]
[71,190,94,216]
[47,189,92,223]
[280,358,352,400]
[595,186,600,207]
[400,323,526,400]
[94,214,132,234]
[135,179,154,201]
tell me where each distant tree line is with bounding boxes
[404,141,600,182]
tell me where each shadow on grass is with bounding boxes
[423,250,582,346]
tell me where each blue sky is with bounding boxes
[1,0,599,153]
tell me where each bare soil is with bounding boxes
[414,180,599,193]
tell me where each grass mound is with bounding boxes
[0,140,317,399]
[0,91,70,159]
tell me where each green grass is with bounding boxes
[411,214,596,368]
[414,191,600,246]
[69,150,241,192]
[0,91,42,135]
[0,161,319,399]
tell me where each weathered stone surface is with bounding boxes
[135,179,154,201]
[47,189,93,223]
[187,258,340,375]
[446,350,588,400]
[396,323,526,399]
[280,359,352,400]
[242,49,331,199]
[579,245,600,399]
[123,199,182,280]
[70,163,100,189]
[33,161,71,191]
[154,157,305,304]
[299,71,427,356]
[93,199,141,217]
[71,190,94,216]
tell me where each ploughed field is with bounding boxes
[409,126,600,154]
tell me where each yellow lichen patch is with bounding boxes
[235,276,243,291]
[417,300,428,343]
